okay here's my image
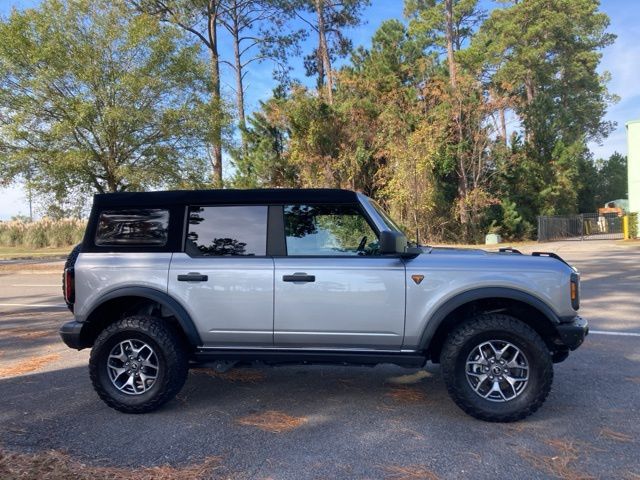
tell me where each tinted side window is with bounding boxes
[284,204,379,256]
[95,209,169,246]
[186,206,267,257]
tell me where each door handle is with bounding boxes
[282,273,315,283]
[177,273,208,282]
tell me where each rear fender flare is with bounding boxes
[79,287,202,347]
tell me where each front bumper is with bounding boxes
[59,320,86,350]
[556,315,589,350]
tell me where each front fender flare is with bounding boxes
[418,287,561,351]
[78,286,202,347]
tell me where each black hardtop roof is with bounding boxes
[93,188,360,208]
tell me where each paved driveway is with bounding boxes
[0,241,638,479]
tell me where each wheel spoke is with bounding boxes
[108,366,127,380]
[473,374,489,392]
[483,381,504,400]
[139,372,156,384]
[109,347,127,363]
[495,343,510,361]
[467,359,488,367]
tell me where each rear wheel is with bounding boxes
[89,315,188,413]
[441,314,553,422]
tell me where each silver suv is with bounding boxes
[59,189,588,421]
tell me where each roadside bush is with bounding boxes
[0,218,86,248]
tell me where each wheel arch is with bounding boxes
[77,287,202,349]
[419,287,563,363]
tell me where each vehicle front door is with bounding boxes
[273,204,406,349]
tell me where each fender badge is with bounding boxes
[411,274,424,285]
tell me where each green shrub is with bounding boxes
[0,218,86,248]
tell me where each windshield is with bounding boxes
[369,199,404,233]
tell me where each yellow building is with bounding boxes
[626,120,640,237]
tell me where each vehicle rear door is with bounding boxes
[168,205,274,347]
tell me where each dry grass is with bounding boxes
[0,327,54,340]
[517,438,595,480]
[236,410,307,433]
[600,428,633,443]
[0,353,60,378]
[385,386,427,403]
[625,377,640,385]
[386,370,432,385]
[0,447,222,480]
[190,367,265,383]
[623,472,640,480]
[381,464,440,480]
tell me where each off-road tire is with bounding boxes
[62,244,82,312]
[89,315,188,413]
[441,314,553,422]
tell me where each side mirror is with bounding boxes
[379,230,407,255]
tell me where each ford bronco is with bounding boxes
[59,189,588,421]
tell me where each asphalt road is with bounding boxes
[0,241,639,479]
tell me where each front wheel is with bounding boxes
[441,314,553,422]
[89,316,188,413]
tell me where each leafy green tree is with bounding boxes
[597,152,628,203]
[577,152,628,212]
[476,0,616,218]
[0,0,211,203]
[231,97,297,188]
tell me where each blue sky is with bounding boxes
[0,0,637,219]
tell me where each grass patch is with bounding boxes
[517,438,595,480]
[236,410,307,433]
[0,353,60,378]
[0,447,222,480]
[381,464,440,480]
[190,367,265,383]
[0,246,71,260]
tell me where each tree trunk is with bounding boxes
[207,1,223,187]
[499,107,507,146]
[445,0,457,90]
[524,72,535,143]
[445,0,468,236]
[231,1,245,132]
[315,0,333,104]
